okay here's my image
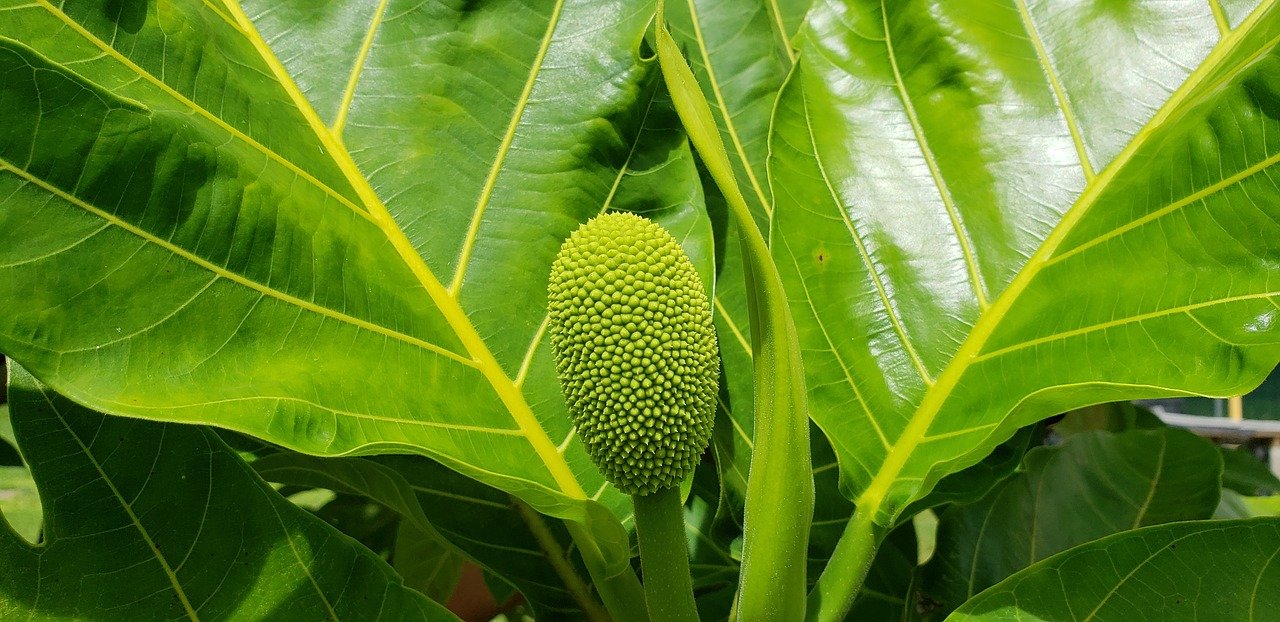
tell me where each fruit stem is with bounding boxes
[632,486,699,622]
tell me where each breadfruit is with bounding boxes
[548,212,719,495]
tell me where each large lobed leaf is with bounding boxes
[0,364,456,621]
[773,0,1280,533]
[0,1,720,593]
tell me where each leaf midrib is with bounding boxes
[217,1,589,500]
[0,159,477,369]
[855,0,1279,522]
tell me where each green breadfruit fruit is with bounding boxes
[548,212,719,496]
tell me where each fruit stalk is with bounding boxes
[633,486,698,622]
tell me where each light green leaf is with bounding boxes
[0,400,41,544]
[772,1,1280,616]
[946,519,1280,621]
[918,428,1223,619]
[0,2,712,610]
[0,403,15,455]
[0,363,456,621]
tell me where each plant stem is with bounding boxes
[565,522,650,622]
[512,499,610,622]
[806,506,886,622]
[633,486,698,622]
[654,3,814,618]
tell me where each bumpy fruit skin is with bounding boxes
[548,213,719,496]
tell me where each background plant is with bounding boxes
[0,0,1278,620]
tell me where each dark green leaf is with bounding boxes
[1222,446,1280,496]
[847,523,918,622]
[253,451,606,620]
[946,519,1280,621]
[918,428,1223,618]
[1051,402,1164,438]
[0,364,456,621]
[900,424,1041,522]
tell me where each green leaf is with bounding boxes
[0,404,39,543]
[1051,402,1165,438]
[918,427,1223,619]
[807,424,857,577]
[0,404,19,465]
[0,3,715,612]
[663,0,798,229]
[0,363,456,621]
[946,519,1280,621]
[1222,446,1280,496]
[252,451,608,620]
[684,469,741,596]
[394,522,465,605]
[772,1,1280,616]
[899,423,1041,523]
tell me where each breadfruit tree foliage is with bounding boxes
[0,0,1277,620]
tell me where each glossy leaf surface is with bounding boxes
[773,0,1280,530]
[0,364,456,621]
[946,519,1280,621]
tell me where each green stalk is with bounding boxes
[654,3,814,619]
[565,522,651,622]
[512,500,611,622]
[806,507,885,622]
[633,487,699,622]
